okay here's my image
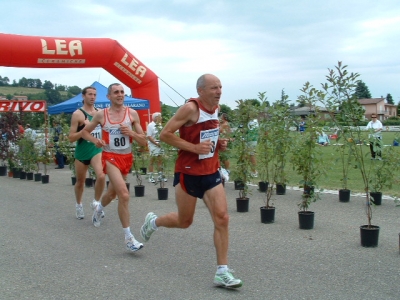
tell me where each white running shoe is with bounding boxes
[149,177,156,183]
[140,212,157,242]
[91,200,105,218]
[90,199,98,210]
[214,269,243,288]
[92,206,103,227]
[125,236,144,252]
[76,206,84,219]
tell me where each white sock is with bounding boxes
[151,218,158,230]
[217,265,228,274]
[96,203,103,212]
[123,227,133,240]
[76,203,82,208]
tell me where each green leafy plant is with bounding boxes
[230,99,258,199]
[0,111,20,167]
[291,82,326,211]
[319,61,390,227]
[132,144,144,186]
[265,96,292,188]
[16,134,38,173]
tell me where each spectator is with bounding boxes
[366,113,383,160]
[317,131,329,146]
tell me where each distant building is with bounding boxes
[291,98,398,122]
[358,98,397,121]
[12,95,28,101]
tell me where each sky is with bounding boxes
[1,0,400,108]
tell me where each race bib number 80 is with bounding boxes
[109,128,129,150]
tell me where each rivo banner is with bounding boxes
[0,100,46,112]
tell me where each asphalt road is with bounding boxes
[1,168,399,300]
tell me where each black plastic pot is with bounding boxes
[125,182,130,191]
[260,206,275,223]
[157,188,168,200]
[19,171,27,180]
[298,211,315,229]
[360,225,380,247]
[370,192,382,206]
[85,178,93,187]
[0,165,7,176]
[34,173,42,182]
[339,189,351,202]
[71,177,76,185]
[41,175,49,184]
[236,197,249,212]
[258,181,268,193]
[234,180,244,190]
[26,172,34,180]
[13,168,21,178]
[140,167,147,175]
[276,183,286,195]
[134,185,145,197]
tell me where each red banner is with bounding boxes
[0,33,161,128]
[0,100,47,112]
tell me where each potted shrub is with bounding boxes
[266,94,292,195]
[132,145,145,197]
[0,112,21,177]
[16,134,38,180]
[291,82,326,229]
[335,134,353,202]
[230,99,258,212]
[320,61,396,246]
[150,120,178,200]
[256,92,271,193]
[368,145,399,206]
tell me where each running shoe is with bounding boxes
[149,177,156,183]
[90,199,97,209]
[140,212,157,242]
[92,206,103,227]
[91,200,105,218]
[76,206,84,219]
[125,236,144,252]
[214,269,243,288]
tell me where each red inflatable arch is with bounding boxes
[0,33,160,128]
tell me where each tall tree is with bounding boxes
[355,80,372,99]
[67,85,81,95]
[42,80,54,90]
[386,93,394,104]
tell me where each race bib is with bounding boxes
[91,125,102,139]
[109,128,129,150]
[199,128,219,160]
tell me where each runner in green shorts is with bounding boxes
[68,86,105,220]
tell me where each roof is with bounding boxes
[358,98,385,105]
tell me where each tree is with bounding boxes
[219,104,232,115]
[42,80,54,90]
[386,93,394,104]
[6,94,13,100]
[18,77,28,87]
[67,85,81,95]
[45,89,61,104]
[0,76,10,86]
[355,80,372,99]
